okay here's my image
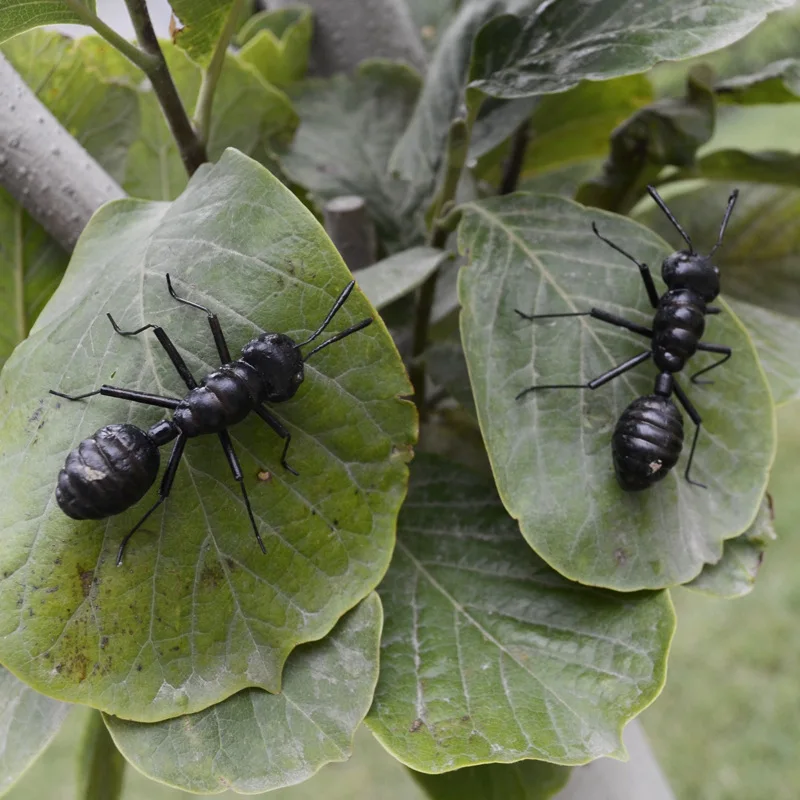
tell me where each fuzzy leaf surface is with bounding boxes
[0,0,95,42]
[169,0,234,66]
[0,149,414,722]
[105,594,382,794]
[469,0,795,98]
[0,667,70,797]
[358,248,451,311]
[458,193,774,590]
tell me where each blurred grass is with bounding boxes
[643,402,800,800]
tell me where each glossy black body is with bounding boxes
[56,424,160,519]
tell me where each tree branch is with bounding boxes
[123,0,207,175]
[322,196,377,270]
[0,55,125,252]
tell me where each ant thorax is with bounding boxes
[661,251,720,302]
[241,332,305,403]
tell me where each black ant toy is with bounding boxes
[51,276,371,565]
[515,185,738,491]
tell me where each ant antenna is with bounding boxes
[166,274,212,315]
[295,280,373,359]
[709,189,739,256]
[647,185,694,254]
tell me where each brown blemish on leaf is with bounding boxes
[100,636,109,649]
[200,564,224,589]
[614,548,628,566]
[169,14,183,43]
[77,567,93,598]
[409,718,424,732]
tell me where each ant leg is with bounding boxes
[116,434,187,565]
[166,275,232,364]
[515,307,652,339]
[217,429,265,554]
[672,380,706,489]
[50,387,180,410]
[691,343,732,385]
[253,406,298,476]
[706,306,721,315]
[516,351,652,400]
[107,313,197,390]
[592,223,660,308]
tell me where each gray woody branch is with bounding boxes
[0,54,125,252]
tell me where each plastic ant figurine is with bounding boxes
[516,186,738,491]
[51,276,371,564]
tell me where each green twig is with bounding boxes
[63,0,157,72]
[194,0,246,144]
[123,0,208,176]
[410,117,472,416]
[499,120,530,195]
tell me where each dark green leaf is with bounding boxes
[577,67,715,213]
[458,193,774,590]
[687,495,775,598]
[0,150,415,722]
[169,0,235,66]
[716,58,800,104]
[105,594,382,794]
[77,712,125,800]
[0,0,95,43]
[411,759,570,800]
[280,61,423,252]
[357,248,451,310]
[469,0,795,98]
[238,7,312,88]
[696,149,800,186]
[0,667,70,796]
[366,455,674,769]
[425,337,475,416]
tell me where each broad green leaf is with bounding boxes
[716,58,800,104]
[366,455,674,770]
[635,182,800,407]
[695,149,800,187]
[469,0,795,99]
[686,495,776,598]
[0,149,415,722]
[458,193,774,590]
[279,61,423,252]
[577,67,715,214]
[238,7,312,88]
[726,299,800,406]
[357,248,451,310]
[518,160,604,199]
[105,594,382,795]
[425,337,475,416]
[0,0,94,43]
[77,712,125,800]
[77,37,297,201]
[169,0,234,66]
[0,667,70,796]
[411,759,570,799]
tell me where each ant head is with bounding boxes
[241,333,305,403]
[661,251,720,302]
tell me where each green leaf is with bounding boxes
[105,594,382,795]
[0,667,70,796]
[0,0,95,43]
[238,6,312,88]
[577,67,715,213]
[411,759,570,800]
[458,193,774,590]
[469,0,795,99]
[0,149,415,722]
[366,455,674,770]
[77,712,125,800]
[695,149,800,187]
[686,495,776,599]
[726,299,800,406]
[716,58,800,104]
[425,337,475,416]
[169,0,234,66]
[633,182,800,402]
[280,61,424,252]
[357,248,451,310]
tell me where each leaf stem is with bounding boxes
[410,116,472,415]
[62,0,157,72]
[194,0,246,144]
[122,0,208,176]
[499,120,530,195]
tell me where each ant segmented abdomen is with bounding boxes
[56,424,160,520]
[612,396,684,491]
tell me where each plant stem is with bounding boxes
[62,0,156,72]
[410,117,471,416]
[194,0,246,144]
[123,0,208,176]
[499,120,530,195]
